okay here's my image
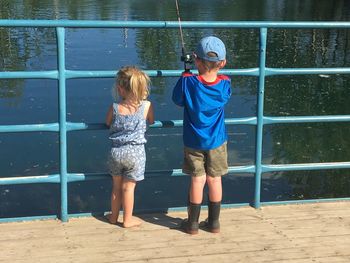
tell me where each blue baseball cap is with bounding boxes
[195,36,226,62]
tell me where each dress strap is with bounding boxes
[137,101,146,116]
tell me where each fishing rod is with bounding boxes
[175,0,193,72]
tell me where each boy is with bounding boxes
[172,36,231,234]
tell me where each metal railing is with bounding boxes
[1,20,350,223]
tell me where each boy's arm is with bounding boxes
[223,78,232,104]
[172,77,185,107]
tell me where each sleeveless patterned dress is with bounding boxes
[108,101,147,181]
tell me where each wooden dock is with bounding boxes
[1,202,350,262]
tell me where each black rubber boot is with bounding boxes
[206,201,221,233]
[181,202,201,235]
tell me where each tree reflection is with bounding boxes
[0,1,57,103]
[264,26,350,200]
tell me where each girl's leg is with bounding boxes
[190,175,206,204]
[109,175,123,224]
[122,178,141,228]
[206,175,222,202]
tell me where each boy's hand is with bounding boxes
[182,70,192,77]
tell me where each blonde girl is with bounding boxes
[106,66,154,228]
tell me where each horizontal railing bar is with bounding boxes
[264,115,350,124]
[2,67,350,80]
[67,118,257,131]
[68,166,255,181]
[0,20,168,28]
[220,68,260,76]
[261,198,350,206]
[0,215,58,223]
[1,161,349,185]
[66,121,181,131]
[66,122,107,131]
[68,170,183,179]
[0,123,59,133]
[1,20,350,28]
[0,174,60,185]
[2,114,348,133]
[66,67,350,78]
[66,116,350,131]
[229,165,256,173]
[144,69,259,77]
[65,70,114,78]
[0,69,257,79]
[149,120,183,128]
[0,71,58,79]
[262,162,350,172]
[225,117,257,125]
[168,21,350,29]
[266,67,350,76]
[67,173,109,182]
[0,166,256,185]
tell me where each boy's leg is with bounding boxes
[183,147,206,204]
[109,175,123,224]
[205,175,222,233]
[122,178,141,228]
[206,175,222,202]
[203,142,227,233]
[190,175,206,204]
[182,147,207,234]
[181,175,205,234]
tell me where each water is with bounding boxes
[1,0,350,218]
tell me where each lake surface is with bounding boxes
[1,0,350,218]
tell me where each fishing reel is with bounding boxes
[181,53,194,64]
[181,52,194,72]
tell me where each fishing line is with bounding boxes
[175,0,185,54]
[175,0,193,71]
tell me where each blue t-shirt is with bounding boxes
[172,72,232,150]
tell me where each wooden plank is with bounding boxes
[0,202,349,263]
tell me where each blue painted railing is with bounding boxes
[1,20,350,223]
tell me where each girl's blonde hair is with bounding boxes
[115,66,150,103]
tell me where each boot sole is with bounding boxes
[201,220,220,233]
[187,229,199,235]
[209,228,220,233]
[181,220,199,235]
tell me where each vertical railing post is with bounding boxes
[56,27,68,222]
[254,27,267,209]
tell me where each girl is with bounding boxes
[106,66,154,228]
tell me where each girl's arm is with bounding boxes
[105,105,113,127]
[145,102,155,125]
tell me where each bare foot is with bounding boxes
[123,217,142,228]
[106,214,118,224]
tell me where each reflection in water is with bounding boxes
[262,169,350,202]
[1,0,350,217]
